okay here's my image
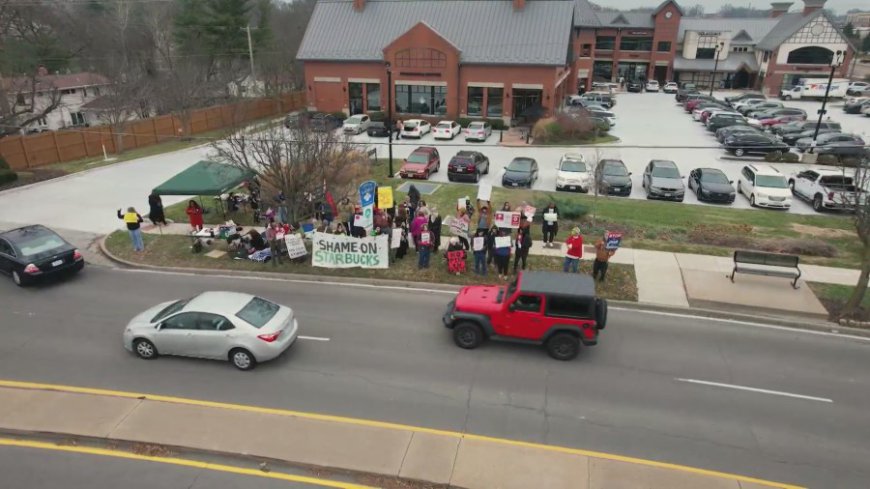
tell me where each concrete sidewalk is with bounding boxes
[0,383,799,489]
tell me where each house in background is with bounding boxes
[3,68,110,133]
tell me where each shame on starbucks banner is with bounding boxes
[312,232,389,269]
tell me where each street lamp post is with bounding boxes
[809,50,845,154]
[709,42,724,97]
[386,62,393,178]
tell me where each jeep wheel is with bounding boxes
[813,194,824,212]
[453,322,484,350]
[546,333,579,361]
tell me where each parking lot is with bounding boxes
[335,90,870,216]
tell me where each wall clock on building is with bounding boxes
[664,11,673,19]
[810,23,824,37]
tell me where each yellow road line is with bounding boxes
[0,437,377,489]
[0,379,804,489]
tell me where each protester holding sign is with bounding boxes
[563,227,584,273]
[593,237,617,282]
[486,225,499,266]
[410,211,427,251]
[493,229,512,280]
[475,199,491,231]
[513,223,533,273]
[472,229,488,276]
[445,237,466,275]
[456,208,471,250]
[418,225,432,269]
[542,202,559,248]
[265,222,284,267]
[393,217,409,261]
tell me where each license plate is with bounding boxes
[664,193,672,198]
[511,183,518,187]
[52,259,63,267]
[456,168,464,173]
[613,187,621,192]
[568,186,577,190]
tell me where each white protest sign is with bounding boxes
[311,232,388,269]
[477,183,492,202]
[495,236,511,249]
[457,197,468,211]
[544,212,558,222]
[390,228,403,249]
[284,234,308,259]
[448,217,469,237]
[420,232,431,245]
[523,205,537,217]
[473,237,485,251]
[494,211,520,229]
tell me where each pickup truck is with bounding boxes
[788,168,866,212]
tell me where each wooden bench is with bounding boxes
[729,250,801,289]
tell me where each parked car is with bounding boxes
[707,113,747,132]
[366,121,392,137]
[716,124,762,143]
[442,271,607,360]
[782,128,838,146]
[645,80,660,92]
[555,153,592,192]
[737,164,792,209]
[688,168,736,204]
[771,120,841,137]
[401,119,431,138]
[310,113,343,132]
[599,159,632,196]
[795,132,864,153]
[587,108,616,127]
[847,81,870,96]
[676,83,698,102]
[739,101,783,116]
[700,107,737,124]
[724,132,789,157]
[843,98,870,114]
[0,225,84,286]
[732,98,769,112]
[284,111,311,129]
[748,108,807,128]
[627,80,644,93]
[789,168,866,212]
[663,82,679,94]
[693,102,727,121]
[433,120,461,140]
[813,140,868,159]
[864,104,870,117]
[123,292,298,370]
[399,146,440,179]
[581,92,615,108]
[642,160,685,202]
[502,157,539,188]
[447,150,489,183]
[685,95,716,112]
[342,114,370,135]
[464,121,492,142]
[725,92,765,107]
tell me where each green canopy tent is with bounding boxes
[152,160,255,219]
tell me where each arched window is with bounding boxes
[395,48,447,69]
[786,46,834,65]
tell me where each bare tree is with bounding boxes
[0,75,63,136]
[839,153,870,319]
[210,125,369,224]
[588,149,607,227]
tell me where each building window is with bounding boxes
[70,112,85,126]
[620,37,653,51]
[348,82,364,115]
[395,48,447,69]
[94,87,101,96]
[696,48,716,60]
[61,88,76,95]
[763,51,770,62]
[82,87,88,97]
[397,84,447,115]
[38,117,47,126]
[396,85,410,113]
[366,83,381,111]
[657,41,671,52]
[786,46,834,65]
[581,44,592,57]
[467,87,484,116]
[593,60,613,81]
[595,36,615,50]
[486,88,503,117]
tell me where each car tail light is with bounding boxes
[23,263,40,274]
[257,332,281,343]
[467,164,476,171]
[73,249,83,261]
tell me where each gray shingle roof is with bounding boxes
[596,11,654,28]
[573,0,601,27]
[756,10,827,50]
[677,18,780,44]
[297,0,575,66]
[673,52,759,72]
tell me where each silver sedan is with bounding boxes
[123,291,299,370]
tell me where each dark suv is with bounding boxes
[443,271,607,360]
[599,159,632,196]
[447,151,490,182]
[771,120,841,137]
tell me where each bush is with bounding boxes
[457,118,472,128]
[329,111,347,121]
[781,152,800,163]
[533,196,589,220]
[687,223,753,248]
[756,238,838,258]
[0,169,18,186]
[367,111,385,122]
[486,118,507,130]
[816,154,840,166]
[764,151,783,162]
[0,156,8,170]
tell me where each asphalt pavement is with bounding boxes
[0,266,868,488]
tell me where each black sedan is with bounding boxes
[0,225,84,286]
[716,125,761,144]
[627,81,643,93]
[599,159,632,196]
[688,168,735,204]
[502,157,538,188]
[781,128,838,146]
[724,133,789,157]
[366,121,393,137]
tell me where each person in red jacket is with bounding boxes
[186,200,204,231]
[563,227,583,273]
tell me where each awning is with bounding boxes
[152,160,254,196]
[673,52,759,73]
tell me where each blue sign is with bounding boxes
[605,231,623,250]
[359,180,376,208]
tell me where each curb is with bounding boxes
[98,235,870,339]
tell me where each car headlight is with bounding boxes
[649,186,663,193]
[756,192,767,199]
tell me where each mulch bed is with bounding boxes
[0,168,68,191]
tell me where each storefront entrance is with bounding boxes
[654,65,668,84]
[512,88,543,121]
[617,62,649,82]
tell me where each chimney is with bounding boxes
[802,0,826,15]
[769,2,792,17]
[36,65,48,77]
[353,0,365,11]
[513,0,525,11]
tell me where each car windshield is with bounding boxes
[452,156,473,165]
[403,122,418,130]
[15,232,66,258]
[346,116,364,124]
[406,153,429,164]
[507,159,533,172]
[560,160,587,172]
[603,164,627,176]
[756,175,788,188]
[820,176,854,188]
[235,297,280,329]
[651,166,680,178]
[701,172,729,184]
[437,122,451,129]
[469,123,485,130]
[152,299,190,323]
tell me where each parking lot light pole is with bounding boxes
[810,50,845,154]
[709,42,724,97]
[386,62,394,178]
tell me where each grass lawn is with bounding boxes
[106,231,638,302]
[808,282,870,323]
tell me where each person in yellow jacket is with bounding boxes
[117,207,144,251]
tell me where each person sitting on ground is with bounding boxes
[244,229,267,254]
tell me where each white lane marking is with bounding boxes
[611,307,870,343]
[298,336,330,342]
[676,378,833,403]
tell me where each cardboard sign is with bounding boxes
[473,237,485,251]
[522,205,536,218]
[284,234,308,259]
[354,209,373,229]
[477,183,492,202]
[494,211,521,229]
[390,227,403,249]
[544,212,558,222]
[495,236,511,249]
[378,186,394,209]
[448,217,469,237]
[420,232,431,245]
[447,250,466,274]
[605,231,623,250]
[311,232,389,269]
[457,197,468,211]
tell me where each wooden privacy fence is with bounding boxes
[0,91,306,171]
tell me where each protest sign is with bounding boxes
[473,237,485,251]
[447,251,466,274]
[359,180,376,232]
[494,211,521,229]
[477,183,492,202]
[522,205,537,218]
[390,228,403,249]
[495,236,511,249]
[378,186,394,209]
[447,216,469,237]
[284,234,308,259]
[605,231,623,250]
[420,232,431,245]
[354,210,373,229]
[311,232,389,269]
[457,197,468,211]
[544,212,558,222]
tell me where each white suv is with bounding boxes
[737,164,792,209]
[555,153,592,192]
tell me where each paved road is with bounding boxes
[1,267,869,488]
[0,444,342,489]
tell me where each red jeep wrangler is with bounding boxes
[442,271,607,360]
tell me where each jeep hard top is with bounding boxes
[442,271,607,360]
